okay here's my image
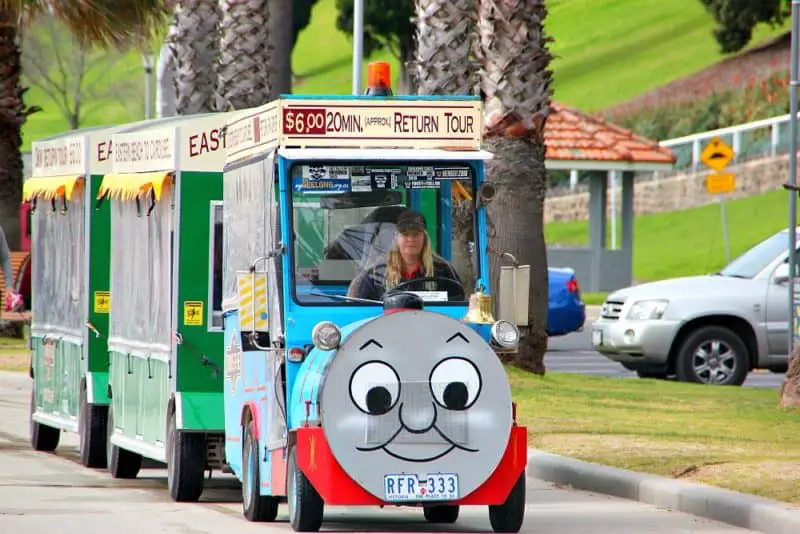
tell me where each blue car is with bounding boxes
[547,267,586,336]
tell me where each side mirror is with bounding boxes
[774,262,791,285]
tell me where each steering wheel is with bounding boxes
[387,276,465,300]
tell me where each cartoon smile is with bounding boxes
[355,402,479,462]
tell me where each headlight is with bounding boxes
[491,320,520,348]
[312,321,341,351]
[626,299,668,321]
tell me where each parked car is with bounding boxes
[590,227,797,386]
[547,267,586,337]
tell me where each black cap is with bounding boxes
[396,210,426,233]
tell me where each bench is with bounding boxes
[1,251,31,323]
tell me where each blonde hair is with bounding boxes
[384,229,435,291]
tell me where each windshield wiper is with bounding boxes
[308,290,381,304]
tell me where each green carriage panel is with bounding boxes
[25,124,129,453]
[99,111,239,497]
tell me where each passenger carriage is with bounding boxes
[221,63,531,532]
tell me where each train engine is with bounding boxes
[285,293,528,532]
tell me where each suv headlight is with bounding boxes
[312,321,341,350]
[491,320,520,348]
[626,299,668,321]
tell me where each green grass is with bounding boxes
[19,0,791,151]
[513,368,800,504]
[0,335,27,372]
[546,189,790,283]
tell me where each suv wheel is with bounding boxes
[675,325,749,386]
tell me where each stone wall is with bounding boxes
[544,154,789,223]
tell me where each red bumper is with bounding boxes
[295,425,528,506]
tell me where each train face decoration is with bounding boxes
[23,61,532,533]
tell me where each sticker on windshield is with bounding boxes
[407,166,436,180]
[294,165,350,193]
[371,172,397,190]
[351,174,372,192]
[406,178,440,189]
[435,167,470,179]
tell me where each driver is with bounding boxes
[347,210,465,301]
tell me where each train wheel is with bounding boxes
[78,386,108,468]
[166,410,205,502]
[287,445,324,532]
[423,505,459,523]
[106,405,142,479]
[29,388,60,452]
[242,419,279,521]
[488,474,526,533]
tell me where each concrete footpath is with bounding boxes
[528,449,800,534]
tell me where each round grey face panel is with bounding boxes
[319,310,513,502]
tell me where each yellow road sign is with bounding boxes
[700,137,735,171]
[94,291,110,313]
[183,301,204,326]
[706,172,736,194]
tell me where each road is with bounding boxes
[546,321,786,389]
[0,371,759,533]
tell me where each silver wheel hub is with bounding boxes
[692,339,736,384]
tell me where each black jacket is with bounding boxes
[348,256,465,302]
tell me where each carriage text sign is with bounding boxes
[112,126,175,174]
[32,135,86,177]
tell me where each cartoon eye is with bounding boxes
[349,361,401,415]
[429,357,482,411]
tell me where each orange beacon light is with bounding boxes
[365,61,393,96]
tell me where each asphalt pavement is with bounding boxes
[0,370,757,533]
[545,320,786,389]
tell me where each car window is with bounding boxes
[719,231,795,278]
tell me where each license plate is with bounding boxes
[592,329,603,346]
[384,473,459,502]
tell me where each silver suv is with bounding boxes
[591,228,796,386]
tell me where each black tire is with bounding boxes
[79,386,108,468]
[29,388,60,452]
[287,445,324,532]
[489,474,526,533]
[166,409,206,502]
[423,505,459,523]
[106,405,142,479]
[242,419,279,522]
[675,325,749,386]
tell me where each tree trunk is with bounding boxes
[483,135,549,373]
[216,0,272,111]
[268,0,292,97]
[779,344,800,409]
[170,0,220,115]
[0,12,39,251]
[156,41,177,118]
[475,0,554,374]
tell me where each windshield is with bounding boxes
[290,162,477,306]
[719,230,793,278]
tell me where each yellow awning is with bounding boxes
[97,171,173,202]
[22,175,84,202]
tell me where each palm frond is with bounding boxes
[0,1,171,50]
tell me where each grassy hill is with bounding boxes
[19,0,790,152]
[545,188,789,283]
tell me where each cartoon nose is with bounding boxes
[399,401,437,434]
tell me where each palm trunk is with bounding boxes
[413,0,476,95]
[268,0,292,97]
[169,0,220,115]
[216,0,272,110]
[0,11,39,251]
[780,344,800,408]
[475,0,554,374]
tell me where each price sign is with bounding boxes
[283,108,326,135]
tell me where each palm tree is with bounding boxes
[474,0,554,374]
[413,0,477,290]
[0,0,169,249]
[168,0,220,114]
[216,0,272,110]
